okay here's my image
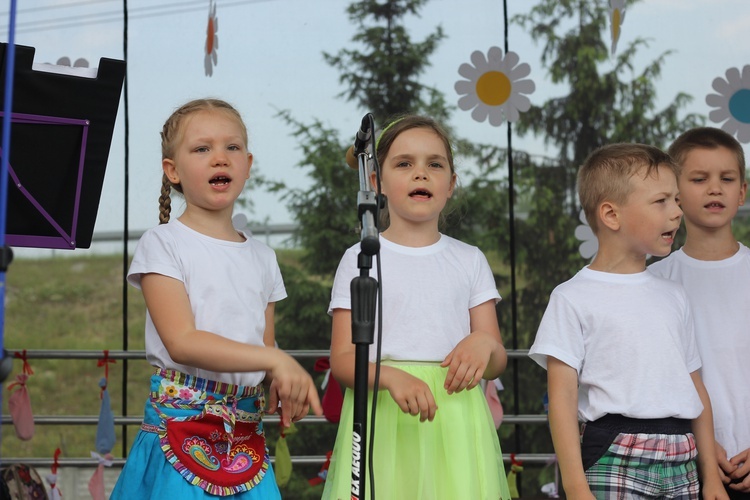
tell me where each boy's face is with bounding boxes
[618,164,682,258]
[677,146,747,231]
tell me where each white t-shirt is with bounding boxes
[128,219,287,386]
[329,234,501,362]
[650,244,750,457]
[529,267,703,422]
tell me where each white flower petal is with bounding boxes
[458,63,479,80]
[721,118,740,136]
[706,93,727,107]
[506,105,521,123]
[709,107,731,123]
[458,93,480,111]
[509,93,531,112]
[455,79,475,96]
[579,239,598,259]
[472,105,490,123]
[471,50,490,73]
[508,62,531,81]
[741,65,750,85]
[488,107,506,127]
[513,79,536,95]
[499,51,520,73]
[486,46,504,67]
[712,76,733,97]
[725,67,743,90]
[737,126,750,144]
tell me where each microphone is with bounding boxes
[353,114,371,155]
[349,113,379,256]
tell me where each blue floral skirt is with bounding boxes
[111,369,280,499]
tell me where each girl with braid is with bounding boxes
[112,98,321,499]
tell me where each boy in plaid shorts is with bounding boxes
[529,144,727,499]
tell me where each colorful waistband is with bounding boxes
[152,368,263,399]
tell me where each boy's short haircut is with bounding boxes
[578,143,677,233]
[668,127,746,181]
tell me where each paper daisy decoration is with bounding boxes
[455,46,535,127]
[707,65,750,143]
[574,209,598,260]
[609,0,626,55]
[204,0,219,76]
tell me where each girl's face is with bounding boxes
[163,110,252,216]
[375,127,456,230]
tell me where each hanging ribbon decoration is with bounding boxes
[7,350,35,440]
[308,450,332,487]
[90,350,116,497]
[45,448,63,500]
[97,350,116,398]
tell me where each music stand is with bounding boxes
[0,43,126,249]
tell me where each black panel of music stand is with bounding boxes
[0,43,125,249]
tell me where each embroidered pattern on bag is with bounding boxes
[147,369,270,496]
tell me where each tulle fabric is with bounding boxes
[322,362,511,500]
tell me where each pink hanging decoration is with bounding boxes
[7,350,35,440]
[484,378,504,429]
[88,451,114,500]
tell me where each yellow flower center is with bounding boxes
[476,71,511,106]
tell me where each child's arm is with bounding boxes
[142,273,322,427]
[441,300,507,394]
[547,357,595,500]
[690,371,729,500]
[329,308,438,422]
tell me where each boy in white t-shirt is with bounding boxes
[530,143,726,499]
[650,127,750,498]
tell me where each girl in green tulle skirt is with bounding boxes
[323,115,511,500]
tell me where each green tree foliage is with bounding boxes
[323,0,449,125]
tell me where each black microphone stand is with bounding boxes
[349,113,379,500]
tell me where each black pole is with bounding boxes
[349,113,379,499]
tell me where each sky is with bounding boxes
[1,0,749,255]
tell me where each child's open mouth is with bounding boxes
[209,175,231,186]
[409,188,432,199]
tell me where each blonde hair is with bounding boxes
[578,143,678,233]
[158,98,248,224]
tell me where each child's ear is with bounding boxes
[246,153,254,180]
[370,170,381,193]
[448,173,457,198]
[599,201,620,231]
[163,158,179,184]
[739,181,747,206]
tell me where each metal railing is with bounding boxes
[1,348,554,468]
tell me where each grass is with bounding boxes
[1,253,151,459]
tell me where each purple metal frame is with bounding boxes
[0,111,89,249]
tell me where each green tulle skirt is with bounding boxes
[322,362,511,500]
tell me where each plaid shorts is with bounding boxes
[582,414,699,499]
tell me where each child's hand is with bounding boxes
[383,367,437,422]
[729,448,750,493]
[716,442,735,484]
[266,352,323,428]
[441,331,496,394]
